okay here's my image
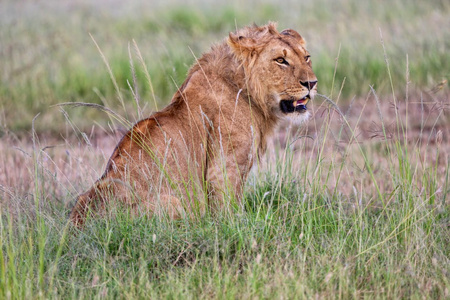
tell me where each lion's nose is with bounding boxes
[300,80,317,90]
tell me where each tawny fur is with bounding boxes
[70,22,317,226]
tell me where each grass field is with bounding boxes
[1,0,449,298]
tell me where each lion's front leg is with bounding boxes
[206,152,253,214]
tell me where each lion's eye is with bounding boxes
[275,57,289,65]
[305,55,311,63]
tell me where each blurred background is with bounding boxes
[0,2,449,297]
[0,0,448,134]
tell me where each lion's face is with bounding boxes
[258,30,317,122]
[228,24,317,123]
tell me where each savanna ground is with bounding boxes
[0,0,449,298]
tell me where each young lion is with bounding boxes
[70,22,317,226]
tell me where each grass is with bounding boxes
[1,0,449,298]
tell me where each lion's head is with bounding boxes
[228,23,317,123]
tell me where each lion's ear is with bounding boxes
[280,29,306,47]
[228,32,258,60]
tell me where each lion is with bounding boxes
[70,22,317,226]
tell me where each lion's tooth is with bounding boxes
[293,100,298,106]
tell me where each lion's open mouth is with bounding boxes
[280,95,310,113]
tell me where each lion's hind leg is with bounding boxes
[69,180,118,227]
[70,188,99,227]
